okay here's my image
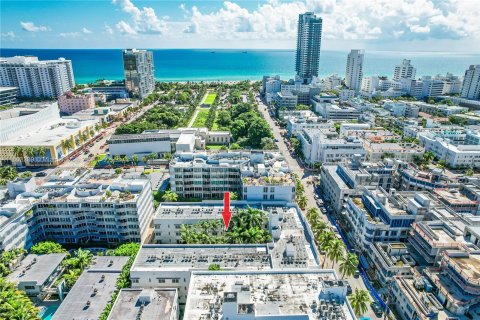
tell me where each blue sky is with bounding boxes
[1,0,480,51]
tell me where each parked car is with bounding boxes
[346,283,352,295]
[371,302,383,317]
[35,172,47,177]
[354,270,360,278]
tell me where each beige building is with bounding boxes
[58,91,95,115]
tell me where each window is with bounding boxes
[131,278,139,283]
[158,279,166,283]
[172,278,180,283]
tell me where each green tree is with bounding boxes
[318,232,335,268]
[0,166,18,181]
[229,143,241,150]
[437,159,447,172]
[465,168,474,176]
[61,139,74,154]
[247,119,272,148]
[162,190,178,202]
[297,194,307,210]
[30,241,66,254]
[306,207,319,223]
[12,146,26,166]
[230,192,239,200]
[349,289,371,316]
[131,155,139,170]
[260,137,277,150]
[163,153,173,160]
[339,253,359,279]
[0,278,40,320]
[74,248,94,270]
[327,239,345,267]
[115,168,122,175]
[230,119,248,140]
[208,263,221,271]
[423,150,435,164]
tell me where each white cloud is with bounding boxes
[112,0,167,34]
[59,32,81,38]
[104,23,114,35]
[180,0,480,43]
[82,27,92,34]
[1,31,16,40]
[20,21,50,32]
[116,20,138,35]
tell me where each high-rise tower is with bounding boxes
[295,12,323,84]
[345,49,364,91]
[123,49,155,98]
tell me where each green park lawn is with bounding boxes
[89,153,106,166]
[192,109,210,127]
[204,93,217,105]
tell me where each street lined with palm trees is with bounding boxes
[257,95,381,319]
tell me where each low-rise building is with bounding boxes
[391,272,445,320]
[415,102,469,117]
[339,123,371,137]
[313,99,360,120]
[0,199,33,251]
[274,91,297,109]
[184,270,356,320]
[343,189,431,251]
[285,112,331,137]
[53,256,129,320]
[368,242,415,286]
[363,141,424,162]
[26,170,155,245]
[169,151,292,200]
[297,128,366,164]
[58,91,95,115]
[424,251,480,315]
[383,101,419,118]
[108,128,231,157]
[107,288,179,320]
[7,253,66,297]
[320,156,396,213]
[396,166,457,192]
[0,87,18,105]
[433,188,479,215]
[409,219,477,265]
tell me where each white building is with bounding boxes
[297,128,366,164]
[383,101,419,118]
[419,132,480,168]
[361,75,380,93]
[312,98,360,120]
[286,112,331,136]
[169,151,294,201]
[339,89,356,101]
[0,199,33,251]
[322,74,342,90]
[108,128,231,157]
[393,59,416,81]
[295,12,323,83]
[339,123,371,137]
[363,141,424,162]
[0,56,75,98]
[0,87,18,105]
[184,270,355,320]
[345,49,364,91]
[461,65,480,100]
[26,170,155,244]
[123,49,155,98]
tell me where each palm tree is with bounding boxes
[131,155,139,172]
[180,224,196,244]
[339,252,359,279]
[82,132,88,143]
[163,153,173,160]
[61,139,73,154]
[162,190,178,202]
[327,239,346,268]
[74,248,93,270]
[311,220,328,239]
[437,159,447,173]
[113,155,121,165]
[105,157,114,168]
[318,232,335,267]
[349,289,370,316]
[465,167,474,176]
[306,207,319,222]
[12,146,26,166]
[243,207,266,229]
[240,227,264,243]
[36,146,47,158]
[121,155,128,167]
[297,194,307,210]
[423,150,435,165]
[141,156,148,165]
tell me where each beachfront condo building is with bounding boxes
[393,59,416,81]
[295,12,322,84]
[123,49,155,99]
[461,65,480,100]
[0,56,75,98]
[345,49,364,91]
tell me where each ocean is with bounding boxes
[1,48,478,84]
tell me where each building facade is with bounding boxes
[461,65,480,100]
[123,49,155,98]
[0,56,75,98]
[58,91,95,115]
[295,12,322,84]
[393,59,416,81]
[345,49,364,91]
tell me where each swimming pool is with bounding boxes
[38,304,59,320]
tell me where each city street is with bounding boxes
[256,95,382,320]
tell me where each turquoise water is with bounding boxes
[39,304,59,320]
[1,48,478,84]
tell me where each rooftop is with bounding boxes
[7,253,66,286]
[434,188,478,205]
[132,244,272,271]
[52,256,129,320]
[108,288,177,320]
[184,270,355,320]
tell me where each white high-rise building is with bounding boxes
[345,49,364,91]
[0,56,75,98]
[461,65,480,100]
[295,12,323,84]
[123,49,155,98]
[393,59,416,81]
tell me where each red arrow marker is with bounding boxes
[222,191,232,230]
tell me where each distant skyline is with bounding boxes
[1,0,480,52]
